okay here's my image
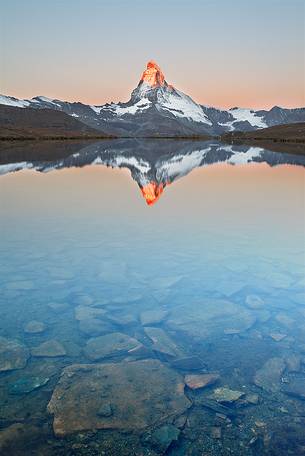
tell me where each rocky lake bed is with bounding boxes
[0,259,305,455]
[0,150,304,455]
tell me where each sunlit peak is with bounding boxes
[140,61,165,87]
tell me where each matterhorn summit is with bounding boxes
[141,60,165,87]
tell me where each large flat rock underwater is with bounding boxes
[47,358,191,436]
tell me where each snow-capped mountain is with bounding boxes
[1,139,305,205]
[1,61,305,137]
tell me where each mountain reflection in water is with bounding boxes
[1,139,305,205]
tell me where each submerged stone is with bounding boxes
[75,305,106,321]
[0,423,40,453]
[150,424,180,452]
[47,359,191,436]
[107,312,138,327]
[281,378,305,400]
[254,357,286,392]
[144,327,183,358]
[185,373,220,390]
[48,301,69,312]
[167,299,256,340]
[245,295,265,309]
[74,294,94,306]
[171,356,206,371]
[140,309,169,326]
[31,340,66,357]
[245,393,260,405]
[79,318,115,336]
[0,337,29,372]
[275,313,295,328]
[9,376,49,394]
[270,332,287,342]
[211,426,222,439]
[84,332,142,360]
[97,402,113,417]
[209,387,244,403]
[285,354,301,373]
[24,320,46,334]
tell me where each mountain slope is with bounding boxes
[1,61,305,137]
[0,105,111,139]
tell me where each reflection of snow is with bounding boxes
[0,162,33,175]
[157,149,210,181]
[93,156,151,174]
[228,147,264,164]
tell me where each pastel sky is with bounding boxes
[1,0,304,109]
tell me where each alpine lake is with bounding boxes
[0,139,304,456]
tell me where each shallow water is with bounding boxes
[0,140,305,455]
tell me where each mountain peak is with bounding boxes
[140,61,165,87]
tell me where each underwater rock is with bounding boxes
[23,320,46,334]
[47,359,191,436]
[211,426,222,439]
[79,318,115,336]
[107,312,138,327]
[185,373,220,390]
[269,332,287,342]
[275,313,295,328]
[244,393,260,405]
[285,354,301,373]
[48,301,69,312]
[0,337,29,372]
[97,402,113,417]
[84,332,142,360]
[167,299,256,340]
[254,357,286,392]
[140,309,169,326]
[0,423,40,453]
[9,375,49,394]
[209,387,244,404]
[245,295,265,309]
[281,378,305,400]
[75,305,106,321]
[149,424,180,452]
[171,356,206,371]
[144,327,183,358]
[198,399,238,417]
[31,339,66,357]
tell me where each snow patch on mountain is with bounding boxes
[114,98,152,116]
[32,96,61,106]
[228,108,267,128]
[160,90,212,125]
[0,95,30,108]
[90,105,103,114]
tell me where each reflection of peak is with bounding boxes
[140,182,165,205]
[140,61,165,87]
[1,140,305,207]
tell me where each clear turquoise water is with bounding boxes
[0,141,304,455]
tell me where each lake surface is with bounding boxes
[0,140,305,455]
